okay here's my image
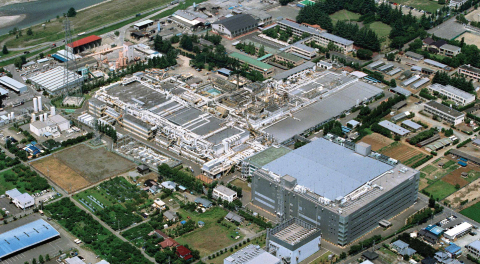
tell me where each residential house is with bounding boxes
[164,210,178,222]
[194,197,213,208]
[176,245,193,260]
[225,212,245,223]
[445,243,462,258]
[159,238,180,249]
[391,240,417,256]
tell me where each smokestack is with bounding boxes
[50,106,56,116]
[31,113,36,122]
[33,98,38,113]
[37,96,42,111]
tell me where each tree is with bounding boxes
[339,252,347,259]
[258,45,265,58]
[389,79,397,87]
[38,255,44,264]
[429,197,435,208]
[39,52,44,59]
[67,7,76,17]
[2,45,8,55]
[32,258,37,264]
[356,49,373,60]
[27,28,33,36]
[455,183,460,190]
[45,254,50,261]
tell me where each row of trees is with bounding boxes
[45,198,151,264]
[97,122,117,143]
[432,71,475,93]
[408,128,437,145]
[332,21,381,51]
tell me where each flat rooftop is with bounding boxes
[106,82,169,110]
[0,219,60,259]
[264,80,382,142]
[264,138,394,200]
[272,222,317,245]
[247,145,292,168]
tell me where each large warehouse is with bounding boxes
[29,66,84,95]
[0,219,60,260]
[67,35,102,54]
[0,76,28,93]
[251,138,419,245]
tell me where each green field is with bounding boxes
[173,207,242,257]
[366,22,392,38]
[461,201,480,223]
[424,180,457,200]
[329,10,362,23]
[390,0,443,13]
[465,170,480,183]
[421,164,438,175]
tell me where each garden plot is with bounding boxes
[74,177,146,230]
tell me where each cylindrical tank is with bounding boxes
[50,106,56,116]
[10,112,14,120]
[43,113,48,121]
[39,114,44,122]
[31,113,36,122]
[37,96,42,111]
[33,98,38,113]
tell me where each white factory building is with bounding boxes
[30,111,70,137]
[29,66,84,95]
[5,188,34,209]
[213,185,237,202]
[0,76,28,93]
[266,218,322,264]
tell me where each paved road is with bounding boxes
[0,2,179,64]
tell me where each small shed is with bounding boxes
[198,221,205,227]
[137,164,150,174]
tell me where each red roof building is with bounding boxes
[176,245,193,260]
[67,35,102,54]
[159,238,179,249]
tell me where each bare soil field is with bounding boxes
[380,143,426,165]
[32,156,90,193]
[360,133,394,151]
[456,32,480,49]
[56,144,135,182]
[446,178,480,208]
[441,166,473,187]
[466,9,480,22]
[32,144,135,192]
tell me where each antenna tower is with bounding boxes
[63,16,81,97]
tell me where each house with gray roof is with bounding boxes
[391,240,416,256]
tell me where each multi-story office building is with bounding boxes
[459,64,480,82]
[423,101,465,126]
[251,138,419,245]
[427,83,475,106]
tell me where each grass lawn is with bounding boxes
[461,201,480,223]
[329,10,361,23]
[366,22,392,38]
[391,0,444,13]
[311,251,333,264]
[465,170,480,183]
[174,207,239,257]
[230,179,251,192]
[421,164,438,175]
[424,180,457,200]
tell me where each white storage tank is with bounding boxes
[33,97,38,113]
[37,96,42,111]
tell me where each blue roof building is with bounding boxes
[0,219,60,259]
[425,224,444,236]
[445,243,462,258]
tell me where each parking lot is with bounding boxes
[0,196,23,217]
[0,214,79,264]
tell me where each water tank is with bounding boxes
[51,106,56,116]
[37,96,42,111]
[33,98,38,113]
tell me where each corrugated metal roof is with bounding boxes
[0,76,27,92]
[378,120,410,135]
[424,59,448,69]
[272,61,315,80]
[229,52,272,70]
[0,219,60,259]
[213,14,257,33]
[402,120,422,130]
[67,35,101,48]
